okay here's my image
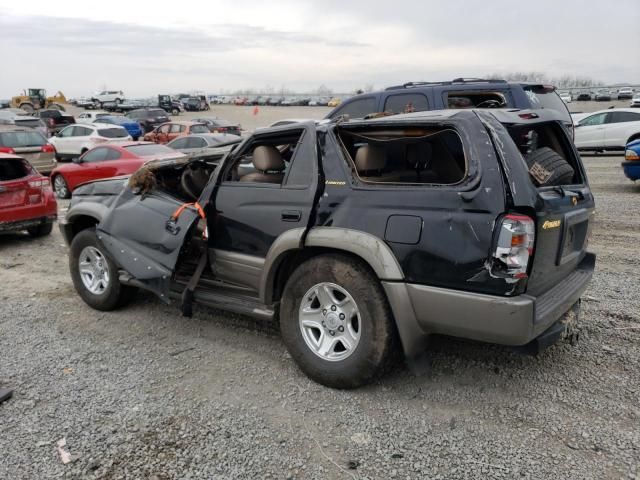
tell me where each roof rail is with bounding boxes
[385,78,508,90]
[451,77,507,84]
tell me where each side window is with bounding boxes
[384,93,429,114]
[159,124,171,134]
[170,124,183,134]
[608,112,640,124]
[331,97,377,119]
[82,147,110,163]
[580,113,607,126]
[75,126,92,136]
[58,126,74,137]
[189,137,206,148]
[337,127,467,186]
[170,138,188,149]
[79,113,87,119]
[105,149,122,160]
[223,129,305,185]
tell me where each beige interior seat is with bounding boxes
[239,145,285,183]
[355,144,386,181]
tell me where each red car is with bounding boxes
[50,142,185,199]
[0,153,57,237]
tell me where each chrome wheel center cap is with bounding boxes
[326,312,340,329]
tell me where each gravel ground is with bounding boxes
[1,145,639,477]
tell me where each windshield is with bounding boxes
[0,131,47,147]
[97,128,128,138]
[124,144,176,156]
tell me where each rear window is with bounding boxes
[124,144,176,156]
[444,90,512,109]
[507,121,583,186]
[0,131,47,148]
[190,124,209,134]
[97,128,128,138]
[0,158,32,181]
[14,119,42,128]
[523,86,571,123]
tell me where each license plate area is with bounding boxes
[556,209,590,266]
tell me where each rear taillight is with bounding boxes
[29,177,51,190]
[41,144,55,153]
[0,147,15,154]
[625,149,639,161]
[491,214,535,282]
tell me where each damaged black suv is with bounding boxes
[60,108,595,388]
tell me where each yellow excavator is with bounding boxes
[10,89,67,113]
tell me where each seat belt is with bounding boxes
[180,249,208,318]
[169,201,208,317]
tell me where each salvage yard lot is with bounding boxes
[1,111,639,478]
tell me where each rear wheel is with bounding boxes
[171,108,179,116]
[627,134,640,145]
[525,147,574,187]
[69,229,136,311]
[53,175,70,199]
[280,254,395,389]
[27,222,53,237]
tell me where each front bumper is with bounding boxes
[383,252,595,357]
[622,161,640,181]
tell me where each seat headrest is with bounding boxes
[355,144,386,172]
[253,145,284,171]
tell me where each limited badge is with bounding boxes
[529,162,552,184]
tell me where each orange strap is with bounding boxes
[171,201,205,221]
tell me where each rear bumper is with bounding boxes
[0,214,56,233]
[622,161,640,181]
[383,252,595,357]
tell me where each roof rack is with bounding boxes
[385,78,507,90]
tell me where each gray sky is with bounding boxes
[1,0,639,97]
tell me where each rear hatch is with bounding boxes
[479,111,595,296]
[0,157,35,211]
[521,84,574,138]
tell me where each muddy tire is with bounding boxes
[525,147,574,187]
[27,222,53,237]
[69,229,136,311]
[280,253,395,389]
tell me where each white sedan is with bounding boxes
[49,123,131,160]
[573,108,640,151]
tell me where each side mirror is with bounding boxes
[72,157,82,164]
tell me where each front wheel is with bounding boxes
[69,229,136,311]
[280,254,395,389]
[171,108,179,116]
[53,175,70,199]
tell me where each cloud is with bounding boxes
[0,1,638,97]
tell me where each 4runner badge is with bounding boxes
[542,220,561,230]
[325,180,346,186]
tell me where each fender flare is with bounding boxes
[259,227,404,304]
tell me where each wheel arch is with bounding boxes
[627,132,640,144]
[260,227,404,305]
[62,206,107,244]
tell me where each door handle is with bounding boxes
[281,210,301,222]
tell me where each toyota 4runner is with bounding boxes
[60,108,595,388]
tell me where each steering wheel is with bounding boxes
[180,163,213,200]
[476,99,505,108]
